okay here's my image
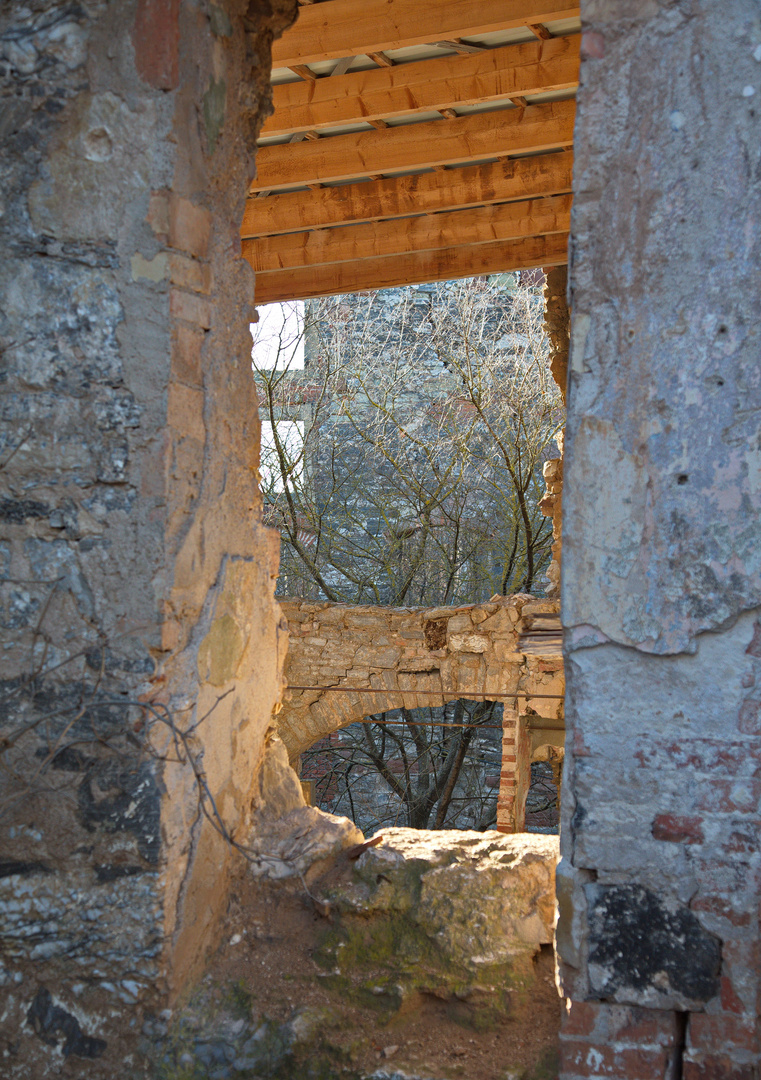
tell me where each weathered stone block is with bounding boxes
[449,632,489,653]
[169,196,212,259]
[316,829,559,1008]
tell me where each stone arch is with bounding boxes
[278,594,564,832]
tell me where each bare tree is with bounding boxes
[301,701,502,833]
[253,276,562,607]
[252,276,562,830]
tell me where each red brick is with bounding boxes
[560,1000,599,1038]
[605,1006,678,1048]
[562,1001,679,1048]
[133,0,179,90]
[691,894,751,927]
[652,813,704,844]
[683,1057,759,1080]
[688,1012,758,1053]
[559,1039,672,1078]
[695,778,761,813]
[721,977,746,1015]
[738,698,761,735]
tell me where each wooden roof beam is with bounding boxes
[264,35,579,137]
[251,98,575,191]
[252,233,569,304]
[272,0,580,67]
[244,193,572,273]
[242,151,573,238]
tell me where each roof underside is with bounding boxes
[243,0,579,303]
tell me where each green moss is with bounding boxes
[527,1046,559,1079]
[314,909,536,1030]
[225,977,254,1020]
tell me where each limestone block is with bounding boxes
[494,643,525,663]
[249,806,363,881]
[478,607,515,635]
[449,633,489,653]
[521,600,560,617]
[354,645,402,669]
[445,613,473,634]
[397,655,440,672]
[319,829,559,995]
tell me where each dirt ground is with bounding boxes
[192,867,562,1080]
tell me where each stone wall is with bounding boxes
[279,595,564,833]
[0,0,296,1072]
[559,2,761,1076]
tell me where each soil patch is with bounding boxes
[176,867,562,1079]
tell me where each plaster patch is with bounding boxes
[131,253,168,283]
[198,614,245,686]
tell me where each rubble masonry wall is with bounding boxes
[559,3,761,1076]
[0,1,296,1073]
[279,595,564,832]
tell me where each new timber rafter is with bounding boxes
[251,99,575,191]
[242,152,573,238]
[244,194,572,273]
[263,36,580,137]
[251,232,569,305]
[272,0,580,67]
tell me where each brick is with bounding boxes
[559,1039,672,1078]
[169,196,212,258]
[133,0,179,89]
[720,977,746,1015]
[652,813,705,844]
[169,253,212,294]
[560,1000,599,1038]
[171,323,204,386]
[170,288,212,329]
[738,697,761,734]
[167,383,205,443]
[695,778,761,813]
[683,1057,759,1080]
[688,1012,758,1053]
[561,1001,679,1048]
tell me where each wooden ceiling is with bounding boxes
[242,0,579,304]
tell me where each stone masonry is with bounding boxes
[0,1,297,1074]
[279,595,564,833]
[558,3,761,1077]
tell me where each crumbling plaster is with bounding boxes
[559,1,761,1073]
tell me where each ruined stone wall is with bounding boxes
[279,595,564,833]
[0,0,296,1072]
[559,3,761,1076]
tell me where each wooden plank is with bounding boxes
[251,233,569,304]
[252,99,575,191]
[244,194,571,272]
[242,151,573,237]
[273,0,580,67]
[264,36,579,137]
